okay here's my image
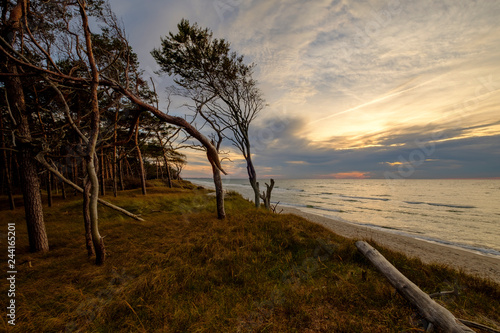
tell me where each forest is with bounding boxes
[1,0,266,265]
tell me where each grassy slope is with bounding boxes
[1,182,499,332]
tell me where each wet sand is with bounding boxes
[281,207,500,284]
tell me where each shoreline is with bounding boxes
[281,206,500,284]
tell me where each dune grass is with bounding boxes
[1,181,499,332]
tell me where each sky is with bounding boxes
[108,0,500,179]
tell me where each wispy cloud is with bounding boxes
[109,0,500,178]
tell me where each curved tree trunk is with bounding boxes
[87,152,105,265]
[80,1,105,265]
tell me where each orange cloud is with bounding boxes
[320,171,371,179]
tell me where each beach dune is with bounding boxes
[281,207,500,284]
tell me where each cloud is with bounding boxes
[108,0,500,179]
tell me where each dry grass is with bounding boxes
[1,181,499,332]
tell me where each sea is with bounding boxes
[188,178,500,258]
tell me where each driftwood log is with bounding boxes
[355,241,475,333]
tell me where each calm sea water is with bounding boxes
[188,178,500,257]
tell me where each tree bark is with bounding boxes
[0,115,15,210]
[135,121,147,195]
[157,132,173,188]
[2,61,49,252]
[60,164,67,200]
[211,161,226,219]
[112,111,118,197]
[160,149,173,188]
[47,171,52,207]
[125,156,132,178]
[118,154,125,191]
[82,169,95,258]
[72,157,78,196]
[355,241,475,333]
[100,149,105,196]
[246,156,260,208]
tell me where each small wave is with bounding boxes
[356,223,403,232]
[274,187,305,193]
[404,201,476,209]
[340,194,390,202]
[355,206,382,212]
[279,202,344,213]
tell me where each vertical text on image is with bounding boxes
[7,222,17,326]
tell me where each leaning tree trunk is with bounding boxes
[3,62,49,252]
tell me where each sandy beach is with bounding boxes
[281,207,500,284]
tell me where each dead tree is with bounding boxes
[355,241,475,333]
[259,178,275,211]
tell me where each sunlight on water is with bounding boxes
[189,178,500,257]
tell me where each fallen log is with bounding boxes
[355,241,475,333]
[35,153,145,222]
